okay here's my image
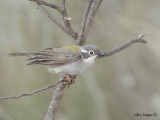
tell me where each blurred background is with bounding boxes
[0,0,160,120]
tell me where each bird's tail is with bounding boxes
[8,51,34,57]
[8,51,54,65]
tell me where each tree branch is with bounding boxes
[0,80,62,101]
[100,33,147,57]
[76,0,102,46]
[29,0,78,40]
[60,0,78,39]
[44,77,66,120]
[6,1,147,120]
[29,0,62,12]
[76,0,93,46]
[36,4,69,34]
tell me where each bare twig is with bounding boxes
[13,1,147,120]
[61,0,78,39]
[29,0,78,40]
[100,33,147,57]
[77,0,93,46]
[0,80,62,101]
[84,0,102,39]
[76,0,102,46]
[44,77,66,120]
[29,0,62,12]
[37,4,69,34]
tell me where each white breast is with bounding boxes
[48,55,97,75]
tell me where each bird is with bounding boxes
[9,45,106,86]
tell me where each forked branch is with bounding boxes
[1,1,147,120]
[76,0,102,46]
[29,0,78,39]
[29,0,102,45]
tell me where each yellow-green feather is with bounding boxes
[62,45,80,54]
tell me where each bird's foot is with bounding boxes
[63,75,76,88]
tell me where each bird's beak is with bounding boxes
[97,52,106,58]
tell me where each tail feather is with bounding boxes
[26,60,54,65]
[8,51,57,66]
[8,51,34,57]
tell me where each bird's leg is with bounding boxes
[73,74,77,79]
[63,74,77,88]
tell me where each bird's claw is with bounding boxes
[63,75,76,88]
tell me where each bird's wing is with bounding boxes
[9,47,81,66]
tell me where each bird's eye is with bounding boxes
[89,51,94,55]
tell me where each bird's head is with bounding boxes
[80,45,105,59]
